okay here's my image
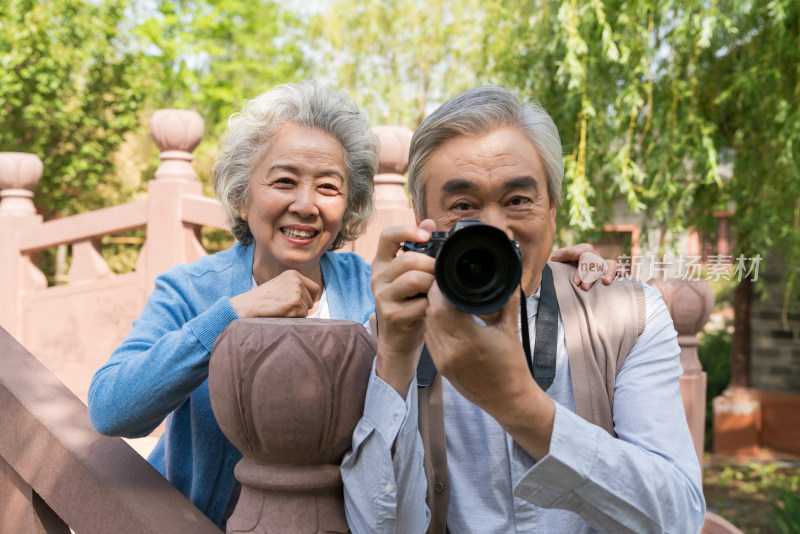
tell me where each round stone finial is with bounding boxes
[150,109,204,181]
[150,109,204,153]
[0,152,43,215]
[0,152,43,191]
[647,278,714,336]
[372,126,413,175]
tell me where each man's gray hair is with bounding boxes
[408,86,563,217]
[211,82,379,249]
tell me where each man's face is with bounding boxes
[418,126,557,295]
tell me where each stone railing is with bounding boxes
[647,278,714,466]
[0,109,217,405]
[0,114,414,405]
[0,326,222,533]
[209,318,377,532]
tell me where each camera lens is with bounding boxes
[435,223,521,315]
[456,250,494,288]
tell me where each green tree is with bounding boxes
[695,1,799,383]
[0,0,149,217]
[134,0,308,142]
[487,0,724,235]
[310,0,488,128]
[489,0,800,384]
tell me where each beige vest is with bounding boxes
[418,262,646,533]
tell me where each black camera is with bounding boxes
[402,219,522,315]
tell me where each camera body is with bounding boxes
[403,219,522,315]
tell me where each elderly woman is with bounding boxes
[87,82,378,526]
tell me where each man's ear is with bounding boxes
[549,203,557,235]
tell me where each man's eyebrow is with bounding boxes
[502,176,539,193]
[440,176,539,195]
[440,178,479,195]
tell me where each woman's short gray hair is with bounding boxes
[212,82,379,249]
[408,85,563,217]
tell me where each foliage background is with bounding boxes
[3,1,796,272]
[0,0,147,217]
[2,2,798,527]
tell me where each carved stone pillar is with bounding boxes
[647,278,714,466]
[208,319,377,534]
[0,153,46,338]
[140,109,206,290]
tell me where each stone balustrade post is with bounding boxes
[647,278,714,466]
[141,109,206,293]
[0,153,47,338]
[208,319,376,533]
[348,126,415,261]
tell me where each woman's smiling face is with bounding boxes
[243,123,348,280]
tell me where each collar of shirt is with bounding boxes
[523,287,541,326]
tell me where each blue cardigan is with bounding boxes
[88,242,374,525]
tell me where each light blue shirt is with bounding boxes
[341,283,706,533]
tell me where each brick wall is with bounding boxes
[750,252,800,393]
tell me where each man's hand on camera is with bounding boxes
[423,282,555,461]
[371,219,437,398]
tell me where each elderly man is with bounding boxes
[341,86,705,533]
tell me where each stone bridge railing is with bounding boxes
[0,326,222,533]
[0,112,414,405]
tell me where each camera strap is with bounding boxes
[417,265,559,391]
[520,264,558,391]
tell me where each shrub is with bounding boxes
[771,472,800,534]
[698,324,733,450]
